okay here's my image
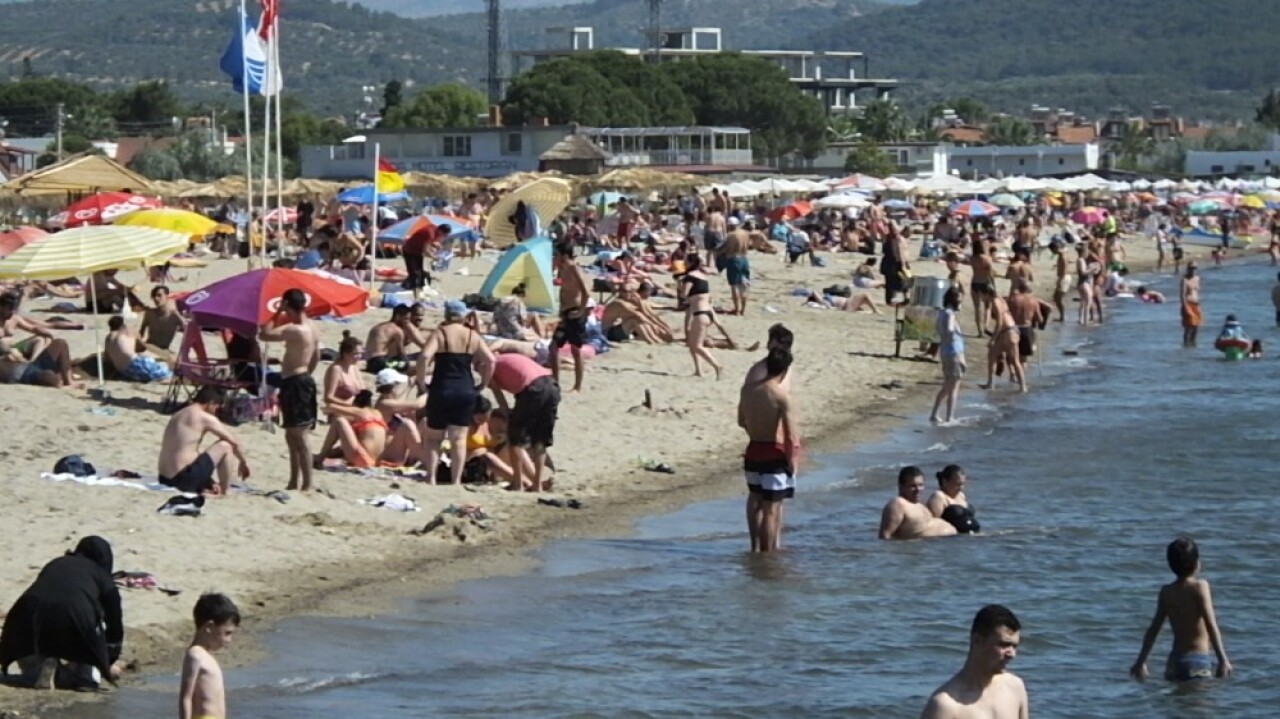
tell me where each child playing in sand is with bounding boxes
[179,593,241,719]
[1129,537,1231,682]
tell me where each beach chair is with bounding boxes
[160,324,258,414]
[432,248,454,272]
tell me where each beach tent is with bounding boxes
[478,235,557,312]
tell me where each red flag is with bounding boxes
[258,0,279,40]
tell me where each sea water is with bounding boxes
[82,260,1280,718]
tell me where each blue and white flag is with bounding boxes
[218,8,281,96]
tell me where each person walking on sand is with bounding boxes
[1130,537,1232,682]
[259,289,319,491]
[680,254,729,379]
[158,386,251,496]
[920,605,1029,719]
[1180,262,1202,348]
[738,347,799,552]
[551,243,590,393]
[718,218,752,315]
[930,288,966,425]
[179,593,240,719]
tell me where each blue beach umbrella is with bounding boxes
[378,214,479,244]
[338,184,409,205]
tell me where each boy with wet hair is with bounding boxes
[1130,537,1232,682]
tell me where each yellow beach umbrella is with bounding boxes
[1240,195,1266,209]
[0,225,190,280]
[485,178,573,249]
[113,208,218,239]
[0,225,190,386]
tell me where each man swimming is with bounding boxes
[921,605,1029,719]
[879,466,957,540]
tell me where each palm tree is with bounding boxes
[1115,121,1155,167]
[984,116,1037,147]
[856,99,911,143]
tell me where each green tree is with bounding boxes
[502,52,695,128]
[984,116,1037,146]
[128,144,183,180]
[383,83,488,129]
[381,80,404,117]
[108,81,184,133]
[1255,89,1280,132]
[856,99,911,143]
[65,104,118,141]
[662,53,826,158]
[1115,121,1154,165]
[0,77,101,137]
[923,97,990,127]
[844,141,899,176]
[36,134,101,167]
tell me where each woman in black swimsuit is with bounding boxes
[680,255,724,379]
[416,300,495,485]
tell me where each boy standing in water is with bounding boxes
[1130,537,1232,682]
[179,593,241,719]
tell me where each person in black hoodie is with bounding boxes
[0,536,124,689]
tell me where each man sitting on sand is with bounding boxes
[104,316,171,382]
[0,337,80,389]
[138,285,185,357]
[921,605,1029,719]
[879,466,958,540]
[158,386,250,496]
[86,270,144,314]
[365,304,427,374]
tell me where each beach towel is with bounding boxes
[1181,300,1202,328]
[121,355,171,383]
[359,493,420,512]
[41,472,172,492]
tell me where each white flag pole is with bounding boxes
[272,20,285,242]
[260,76,272,264]
[239,0,254,268]
[370,141,380,293]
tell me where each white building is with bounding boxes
[301,125,756,179]
[776,141,948,177]
[511,26,897,115]
[946,144,1100,178]
[1184,134,1280,177]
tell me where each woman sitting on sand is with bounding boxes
[852,258,885,290]
[372,369,426,467]
[323,389,388,469]
[314,333,367,465]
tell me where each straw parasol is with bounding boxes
[402,172,483,198]
[489,171,572,193]
[485,178,573,249]
[585,167,704,194]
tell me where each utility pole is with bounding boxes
[54,102,65,158]
[648,0,662,64]
[485,0,502,105]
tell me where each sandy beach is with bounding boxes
[0,231,1204,715]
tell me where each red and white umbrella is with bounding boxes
[0,226,49,258]
[48,193,162,228]
[262,206,299,225]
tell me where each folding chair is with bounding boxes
[161,324,258,414]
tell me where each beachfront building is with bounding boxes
[946,144,1101,179]
[1184,133,1280,177]
[775,141,948,177]
[300,125,760,179]
[510,26,897,115]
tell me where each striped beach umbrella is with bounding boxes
[949,200,1001,218]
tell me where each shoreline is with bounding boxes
[0,235,1222,716]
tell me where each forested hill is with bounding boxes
[805,0,1280,119]
[0,0,487,112]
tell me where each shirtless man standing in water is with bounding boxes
[259,289,319,491]
[921,605,1029,719]
[738,347,799,552]
[879,466,957,539]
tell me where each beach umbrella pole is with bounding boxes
[89,279,104,388]
[369,142,380,293]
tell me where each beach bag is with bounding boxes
[53,455,97,477]
[823,284,851,298]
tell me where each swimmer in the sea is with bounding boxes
[1135,287,1165,304]
[927,464,979,534]
[879,466,958,540]
[921,605,1028,719]
[1130,536,1232,682]
[1249,339,1263,358]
